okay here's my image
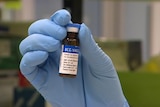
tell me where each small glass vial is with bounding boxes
[59,23,80,78]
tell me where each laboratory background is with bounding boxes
[0,0,160,107]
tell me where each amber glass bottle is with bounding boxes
[59,23,80,78]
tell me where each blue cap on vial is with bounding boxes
[67,23,81,33]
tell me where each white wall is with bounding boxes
[122,2,151,62]
[83,1,151,62]
[34,0,62,19]
[21,0,62,21]
[150,2,160,57]
[83,0,123,39]
[83,0,102,37]
[21,0,36,21]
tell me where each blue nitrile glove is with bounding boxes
[19,9,129,107]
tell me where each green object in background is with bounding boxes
[0,22,30,72]
[97,41,129,71]
[119,72,160,107]
[5,1,21,10]
[0,34,23,69]
[0,21,32,37]
[137,55,160,73]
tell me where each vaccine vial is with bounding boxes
[59,23,80,78]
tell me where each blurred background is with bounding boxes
[0,0,160,107]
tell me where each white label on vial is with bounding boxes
[59,45,79,75]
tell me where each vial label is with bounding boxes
[59,45,79,75]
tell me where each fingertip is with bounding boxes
[19,34,61,55]
[28,19,67,40]
[28,19,52,35]
[19,38,26,55]
[20,51,48,68]
[20,51,48,86]
[50,9,71,26]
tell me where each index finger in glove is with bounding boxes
[19,34,60,55]
[28,9,71,40]
[20,51,48,82]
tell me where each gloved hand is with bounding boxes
[19,9,129,107]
